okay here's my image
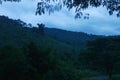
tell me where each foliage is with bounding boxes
[112,74,120,80]
[0,45,33,80]
[0,0,120,18]
[79,37,120,79]
[0,42,80,80]
[35,0,120,18]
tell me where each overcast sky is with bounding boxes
[0,0,120,35]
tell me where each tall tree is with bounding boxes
[37,23,45,35]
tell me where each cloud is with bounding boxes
[0,0,120,35]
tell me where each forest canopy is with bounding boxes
[0,0,120,18]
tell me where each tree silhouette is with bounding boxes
[0,0,120,18]
[37,23,45,35]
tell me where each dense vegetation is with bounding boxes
[79,37,120,79]
[0,15,82,80]
[45,27,101,48]
[0,16,120,80]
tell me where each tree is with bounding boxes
[79,37,120,80]
[35,0,120,18]
[25,42,49,76]
[37,23,45,35]
[0,0,120,18]
[0,45,31,80]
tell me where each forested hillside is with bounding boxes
[0,15,120,80]
[0,16,75,50]
[45,27,101,48]
[0,15,101,48]
[0,15,81,80]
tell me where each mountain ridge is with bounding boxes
[0,15,102,48]
[44,27,102,47]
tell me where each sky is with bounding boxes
[0,0,120,35]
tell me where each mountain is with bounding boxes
[0,15,102,49]
[0,15,81,80]
[1,15,120,80]
[0,15,75,52]
[1,15,87,67]
[44,27,102,48]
